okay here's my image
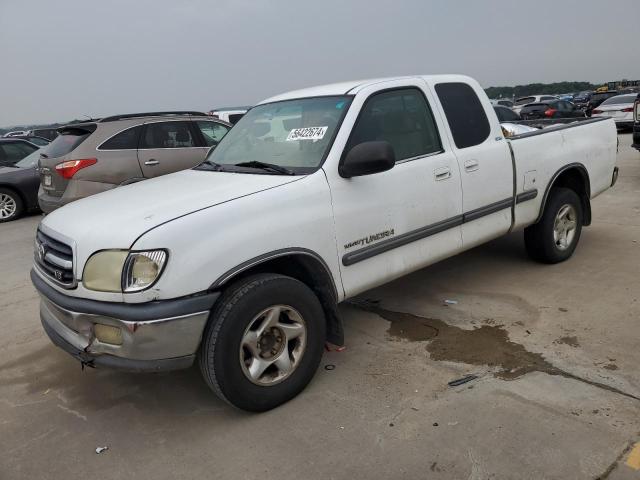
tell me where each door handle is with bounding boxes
[434,167,451,181]
[144,159,160,166]
[464,159,479,172]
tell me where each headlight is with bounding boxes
[122,250,167,292]
[83,250,129,292]
[83,249,167,293]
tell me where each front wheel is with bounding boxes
[199,273,326,412]
[524,187,583,263]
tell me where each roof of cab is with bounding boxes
[258,75,476,105]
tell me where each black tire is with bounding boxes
[524,187,583,264]
[0,188,24,223]
[199,273,326,412]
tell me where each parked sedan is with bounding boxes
[633,95,640,151]
[520,100,585,120]
[0,138,39,167]
[513,95,558,114]
[591,93,637,130]
[0,149,41,222]
[586,91,619,116]
[11,135,51,147]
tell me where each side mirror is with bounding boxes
[339,141,395,178]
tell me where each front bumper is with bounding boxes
[32,269,219,371]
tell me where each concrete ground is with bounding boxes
[1,134,638,480]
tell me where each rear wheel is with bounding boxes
[199,273,326,412]
[524,187,583,263]
[0,188,23,222]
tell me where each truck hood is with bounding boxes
[41,169,302,251]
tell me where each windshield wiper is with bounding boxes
[233,161,296,176]
[196,159,224,171]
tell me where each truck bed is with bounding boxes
[507,116,618,230]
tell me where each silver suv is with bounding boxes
[38,111,231,213]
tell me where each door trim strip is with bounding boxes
[341,189,538,266]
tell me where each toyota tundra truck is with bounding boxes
[31,75,619,411]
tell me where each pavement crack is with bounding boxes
[57,404,87,421]
[595,437,638,480]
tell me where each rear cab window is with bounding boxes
[435,82,490,149]
[47,125,96,158]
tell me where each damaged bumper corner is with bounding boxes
[32,269,219,372]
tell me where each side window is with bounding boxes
[346,88,441,162]
[16,142,37,155]
[435,82,491,149]
[1,143,31,161]
[141,122,196,149]
[196,121,230,147]
[100,125,142,150]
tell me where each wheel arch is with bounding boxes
[537,163,592,226]
[210,249,344,346]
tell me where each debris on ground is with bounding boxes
[443,299,458,305]
[325,343,346,352]
[95,446,109,454]
[448,374,478,387]
[324,364,336,371]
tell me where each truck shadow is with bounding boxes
[0,343,236,417]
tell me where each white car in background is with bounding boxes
[209,107,250,125]
[591,93,637,129]
[513,95,559,114]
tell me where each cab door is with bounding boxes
[429,80,514,249]
[137,121,207,178]
[325,80,463,298]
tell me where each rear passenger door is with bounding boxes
[431,81,514,249]
[96,124,145,184]
[137,121,206,178]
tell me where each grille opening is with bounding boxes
[35,230,74,287]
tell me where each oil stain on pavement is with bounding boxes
[351,300,640,401]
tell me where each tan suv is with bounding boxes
[38,111,231,213]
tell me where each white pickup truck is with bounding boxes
[32,75,619,411]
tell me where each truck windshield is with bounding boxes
[203,96,352,174]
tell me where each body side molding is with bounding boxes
[342,190,538,267]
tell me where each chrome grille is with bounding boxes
[35,230,75,287]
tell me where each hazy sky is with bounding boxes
[1,0,638,126]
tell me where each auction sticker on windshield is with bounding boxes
[286,126,328,142]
